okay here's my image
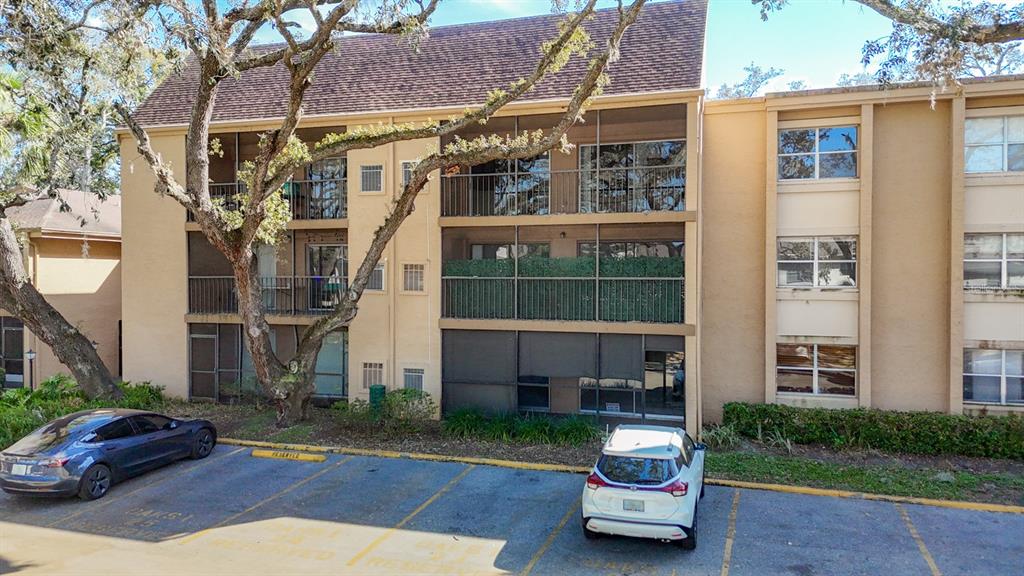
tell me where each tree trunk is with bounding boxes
[0,217,121,399]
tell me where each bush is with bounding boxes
[0,375,167,449]
[701,423,741,450]
[440,409,600,446]
[332,389,438,432]
[722,402,1024,459]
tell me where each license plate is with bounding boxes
[11,464,29,476]
[623,499,644,512]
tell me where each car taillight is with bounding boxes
[41,457,70,468]
[662,480,688,497]
[586,472,608,490]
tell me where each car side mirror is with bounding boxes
[695,442,707,451]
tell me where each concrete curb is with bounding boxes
[218,437,1024,514]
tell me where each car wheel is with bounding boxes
[190,428,215,460]
[581,517,600,540]
[78,464,112,501]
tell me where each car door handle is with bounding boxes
[103,445,119,452]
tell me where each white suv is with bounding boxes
[581,425,705,550]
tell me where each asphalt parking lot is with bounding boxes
[1,444,1021,576]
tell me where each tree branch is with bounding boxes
[853,0,1024,45]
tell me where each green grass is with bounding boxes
[268,423,316,444]
[706,451,1024,503]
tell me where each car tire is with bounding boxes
[78,464,112,501]
[676,509,697,550]
[190,428,215,460]
[581,517,600,540]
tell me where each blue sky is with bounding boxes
[248,0,899,93]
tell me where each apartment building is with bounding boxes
[702,78,1024,423]
[3,192,122,388]
[118,0,1023,431]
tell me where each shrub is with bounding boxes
[440,409,600,446]
[722,402,1024,459]
[442,408,488,438]
[701,423,741,450]
[332,390,438,432]
[117,382,166,410]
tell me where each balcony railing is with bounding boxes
[441,276,684,323]
[188,276,347,316]
[188,178,347,221]
[440,166,685,217]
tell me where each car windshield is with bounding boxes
[597,455,674,485]
[4,412,110,455]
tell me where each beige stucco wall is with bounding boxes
[25,238,121,384]
[699,105,767,422]
[346,135,442,404]
[119,133,189,397]
[964,176,1024,232]
[964,300,1024,342]
[870,101,952,412]
[776,296,858,339]
[776,187,859,236]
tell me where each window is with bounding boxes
[367,262,385,291]
[517,375,550,411]
[403,263,425,292]
[0,316,24,386]
[470,243,550,260]
[964,115,1024,173]
[315,331,347,397]
[597,455,673,484]
[360,164,384,193]
[778,126,858,180]
[401,161,416,188]
[579,140,685,212]
[403,368,425,391]
[130,415,170,434]
[963,233,1024,289]
[362,362,383,389]
[777,237,857,287]
[964,349,1023,405]
[777,344,856,396]
[304,157,347,219]
[95,418,135,441]
[577,240,684,258]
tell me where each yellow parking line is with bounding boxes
[720,489,741,576]
[895,503,942,576]
[520,495,581,576]
[177,455,352,545]
[346,464,476,567]
[47,446,247,528]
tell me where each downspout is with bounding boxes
[389,117,398,390]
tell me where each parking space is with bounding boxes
[1,444,1021,575]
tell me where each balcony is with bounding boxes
[440,166,684,217]
[442,276,684,323]
[188,276,347,316]
[187,178,347,222]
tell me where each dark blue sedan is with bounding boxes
[0,409,216,500]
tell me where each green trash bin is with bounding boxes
[369,384,386,417]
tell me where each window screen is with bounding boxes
[361,165,383,192]
[362,362,383,389]
[403,368,425,391]
[403,264,425,292]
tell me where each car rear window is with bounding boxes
[5,413,107,455]
[597,455,674,485]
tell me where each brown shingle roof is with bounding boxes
[133,0,707,127]
[8,191,121,238]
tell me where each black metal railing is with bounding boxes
[188,276,347,316]
[187,178,347,221]
[440,166,685,217]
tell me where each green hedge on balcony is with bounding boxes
[442,256,683,323]
[441,256,683,278]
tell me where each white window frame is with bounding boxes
[400,160,418,190]
[402,367,425,391]
[964,233,1024,290]
[776,344,857,397]
[777,236,857,288]
[964,115,1024,174]
[362,362,384,389]
[401,262,426,293]
[366,260,386,292]
[360,164,385,194]
[963,348,1024,406]
[777,125,859,181]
